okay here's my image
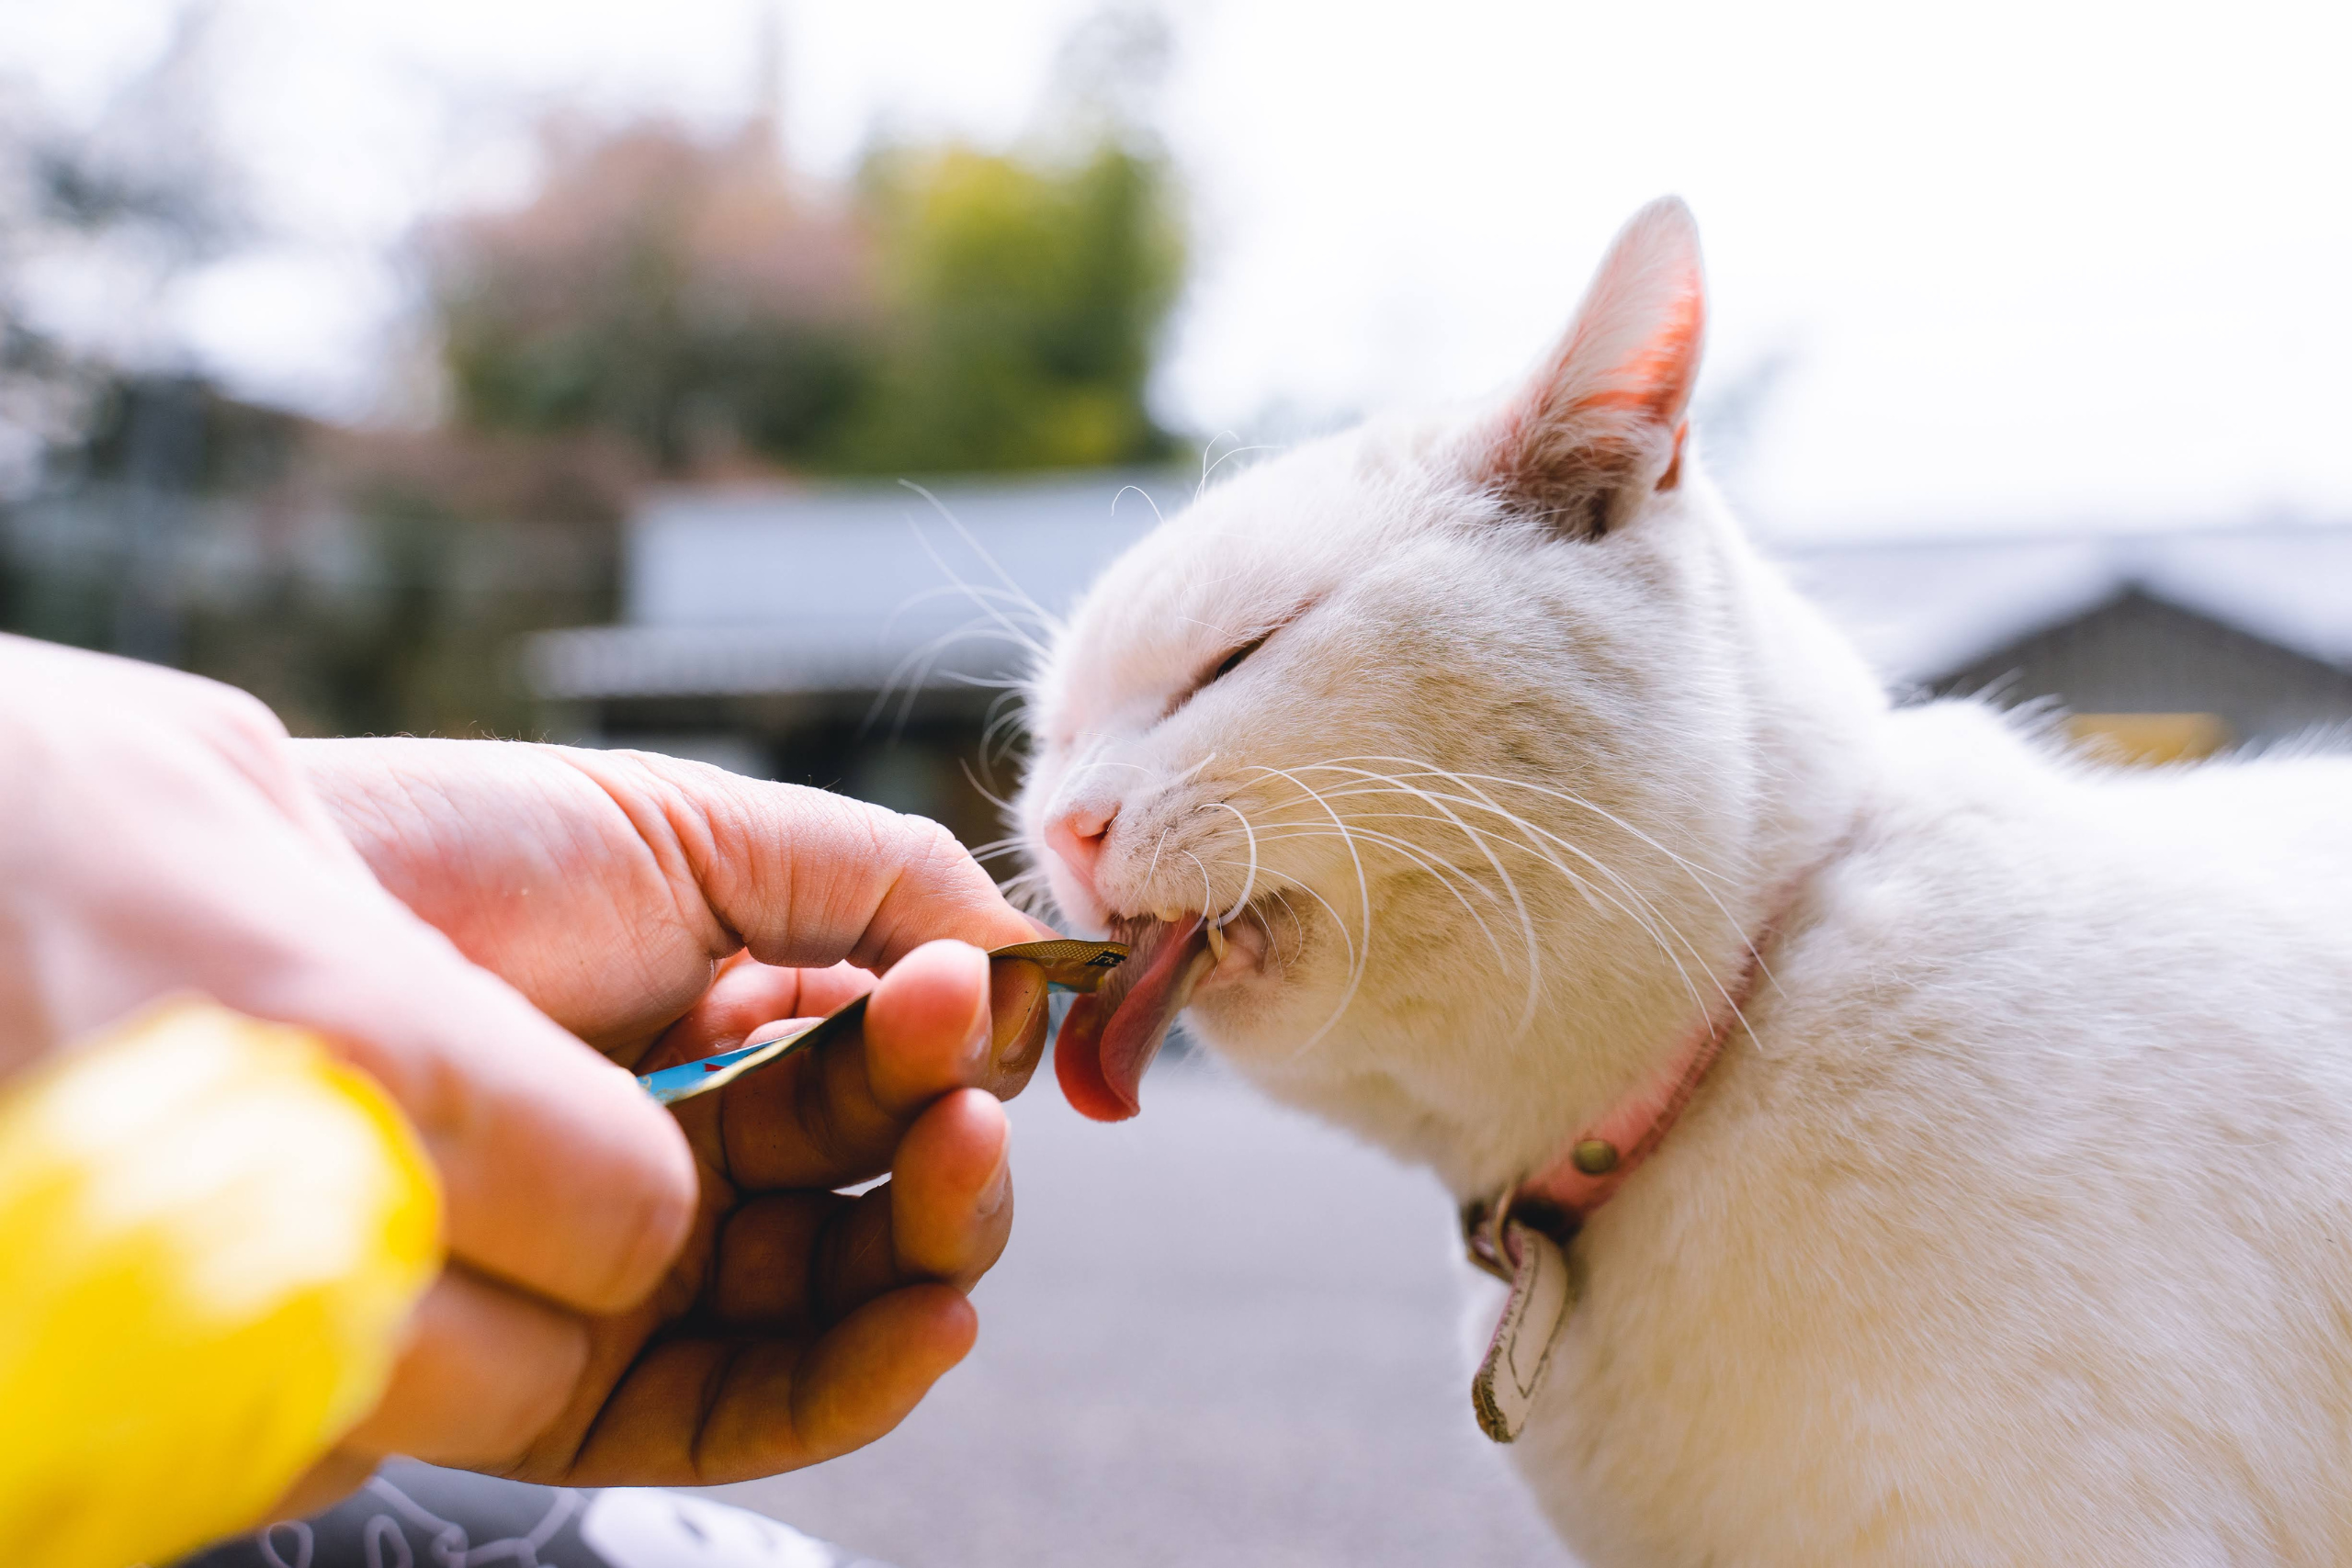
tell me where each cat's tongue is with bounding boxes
[1054,913,1214,1122]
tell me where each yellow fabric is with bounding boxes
[0,999,443,1568]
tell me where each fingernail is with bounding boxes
[978,1143,1012,1218]
[986,964,1050,1077]
[998,987,1046,1069]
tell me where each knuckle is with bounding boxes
[905,815,974,884]
[175,675,293,761]
[200,680,290,746]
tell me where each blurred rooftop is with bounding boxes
[525,469,1185,701]
[526,469,2352,708]
[1781,522,2352,690]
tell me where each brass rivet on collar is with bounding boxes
[1572,1138,1621,1176]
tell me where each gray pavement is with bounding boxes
[709,1057,1577,1568]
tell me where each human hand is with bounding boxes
[0,638,695,1501]
[294,737,1051,1487]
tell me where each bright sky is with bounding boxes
[6,0,2350,537]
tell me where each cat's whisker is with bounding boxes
[1305,772,1545,1032]
[1242,820,1513,926]
[1187,852,1412,986]
[1237,784,1541,983]
[980,691,1033,769]
[993,865,1060,921]
[1255,818,1547,939]
[1341,794,1724,1024]
[872,485,1069,742]
[1257,874,1363,994]
[1272,799,1704,1021]
[1205,800,1261,928]
[1204,795,1381,967]
[1230,763,1374,1057]
[870,617,1052,739]
[1139,824,1173,893]
[1254,893,1295,980]
[898,479,1068,645]
[1300,759,1740,998]
[889,581,1061,637]
[1196,432,1282,498]
[1307,783,1689,962]
[1233,765,1698,1004]
[1111,482,1167,532]
[1290,765,1724,1023]
[958,757,1021,818]
[1180,849,1216,927]
[1343,755,1756,950]
[1396,787,1736,1022]
[1234,825,1511,972]
[1329,756,1739,886]
[1421,777,1752,1012]
[966,833,1034,864]
[1059,755,1163,788]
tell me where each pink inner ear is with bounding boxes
[1474,198,1706,517]
[1573,282,1704,420]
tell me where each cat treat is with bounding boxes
[638,939,1128,1106]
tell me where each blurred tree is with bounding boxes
[0,3,251,665]
[0,8,627,740]
[427,119,877,476]
[843,137,1182,472]
[425,40,1185,479]
[6,0,1190,750]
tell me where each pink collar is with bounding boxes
[1464,918,1778,1280]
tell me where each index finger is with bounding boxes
[555,750,1046,975]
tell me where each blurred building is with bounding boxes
[526,478,2352,845]
[523,469,1187,849]
[1786,526,2352,762]
[0,375,624,739]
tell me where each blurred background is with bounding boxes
[6,2,2349,1563]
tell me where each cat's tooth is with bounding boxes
[1206,922,1229,964]
[1156,906,1183,924]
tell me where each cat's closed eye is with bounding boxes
[1161,630,1274,722]
[1210,635,1268,684]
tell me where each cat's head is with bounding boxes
[1015,199,1876,1186]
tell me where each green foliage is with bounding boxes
[842,140,1184,473]
[426,121,1184,478]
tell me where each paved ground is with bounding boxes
[709,1057,1577,1568]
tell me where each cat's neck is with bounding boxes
[1492,510,1883,1191]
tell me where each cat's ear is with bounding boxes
[1471,197,1705,538]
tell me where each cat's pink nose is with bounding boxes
[1046,802,1117,897]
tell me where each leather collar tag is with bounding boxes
[1472,1218,1577,1443]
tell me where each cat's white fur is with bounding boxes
[1016,197,2352,1565]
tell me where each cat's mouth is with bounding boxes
[1053,907,1266,1121]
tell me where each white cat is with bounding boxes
[1013,196,2352,1565]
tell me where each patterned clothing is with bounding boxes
[176,1462,896,1568]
